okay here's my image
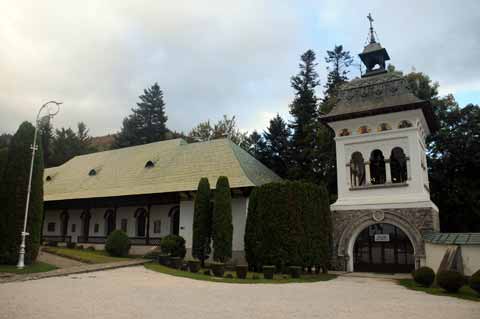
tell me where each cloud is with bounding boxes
[0,0,478,136]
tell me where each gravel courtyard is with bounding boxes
[0,266,478,319]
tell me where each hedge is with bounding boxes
[244,181,331,271]
[105,230,131,257]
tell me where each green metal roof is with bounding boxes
[44,138,281,202]
[423,232,480,245]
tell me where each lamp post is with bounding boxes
[17,101,62,269]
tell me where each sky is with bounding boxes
[1,0,479,136]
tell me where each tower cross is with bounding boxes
[367,13,376,43]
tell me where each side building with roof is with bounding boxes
[42,138,281,259]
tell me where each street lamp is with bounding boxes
[17,101,62,269]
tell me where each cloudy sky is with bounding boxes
[1,0,479,136]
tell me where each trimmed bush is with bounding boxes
[236,265,248,279]
[188,260,201,273]
[203,269,211,276]
[289,266,302,278]
[86,246,95,251]
[469,269,480,294]
[192,178,212,266]
[263,265,275,279]
[211,262,225,277]
[244,181,331,271]
[212,176,233,262]
[105,230,131,257]
[67,242,76,249]
[160,235,186,258]
[413,267,435,287]
[169,257,182,269]
[158,254,170,266]
[436,270,464,293]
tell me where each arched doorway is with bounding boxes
[353,223,414,273]
[80,210,91,241]
[104,209,116,236]
[169,206,180,236]
[135,208,147,237]
[60,211,69,240]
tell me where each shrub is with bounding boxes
[67,242,76,249]
[203,269,211,276]
[436,270,464,293]
[212,176,233,262]
[225,273,234,279]
[263,265,275,279]
[157,254,170,266]
[236,265,248,279]
[413,267,435,287]
[289,266,302,278]
[105,230,131,257]
[160,235,186,258]
[77,245,84,250]
[244,181,331,270]
[169,257,182,269]
[188,260,201,273]
[469,269,480,295]
[211,262,225,277]
[192,178,212,266]
[86,246,95,251]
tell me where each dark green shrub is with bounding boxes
[192,178,212,266]
[211,262,225,277]
[437,270,464,293]
[289,266,302,278]
[0,122,44,265]
[67,242,76,249]
[105,230,131,257]
[188,260,201,273]
[203,269,211,276]
[413,267,435,287]
[157,254,170,266]
[77,245,84,250]
[225,273,234,279]
[244,181,331,271]
[469,269,480,294]
[236,265,248,279]
[86,246,95,251]
[212,176,233,262]
[160,235,186,258]
[263,265,275,279]
[180,263,189,271]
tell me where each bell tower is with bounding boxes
[321,14,440,273]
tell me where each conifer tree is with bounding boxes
[263,114,291,178]
[0,122,44,264]
[212,176,233,262]
[115,83,168,148]
[192,178,212,266]
[288,50,321,181]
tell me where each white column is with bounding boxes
[385,160,392,184]
[406,158,411,181]
[365,162,371,185]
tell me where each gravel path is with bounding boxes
[0,266,478,319]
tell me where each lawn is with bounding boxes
[145,263,337,284]
[42,247,132,264]
[0,262,57,274]
[398,279,480,302]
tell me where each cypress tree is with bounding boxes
[263,114,291,178]
[192,177,212,266]
[212,176,233,262]
[0,122,44,264]
[244,188,260,270]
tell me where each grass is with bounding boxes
[0,262,57,274]
[42,247,132,264]
[398,279,480,302]
[145,263,337,284]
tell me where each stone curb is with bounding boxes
[0,259,150,284]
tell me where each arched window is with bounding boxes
[398,120,413,129]
[46,175,52,182]
[104,209,116,236]
[60,211,69,239]
[350,152,365,187]
[80,210,91,241]
[370,150,386,185]
[169,206,180,236]
[88,169,97,176]
[135,208,147,237]
[377,123,392,132]
[390,147,407,183]
[145,160,155,168]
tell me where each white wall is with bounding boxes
[425,242,480,276]
[328,109,437,211]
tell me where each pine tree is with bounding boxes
[263,114,290,178]
[192,178,212,266]
[320,45,353,114]
[0,122,44,264]
[49,123,93,167]
[114,83,168,148]
[245,131,267,162]
[39,120,53,167]
[288,50,321,181]
[212,176,233,262]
